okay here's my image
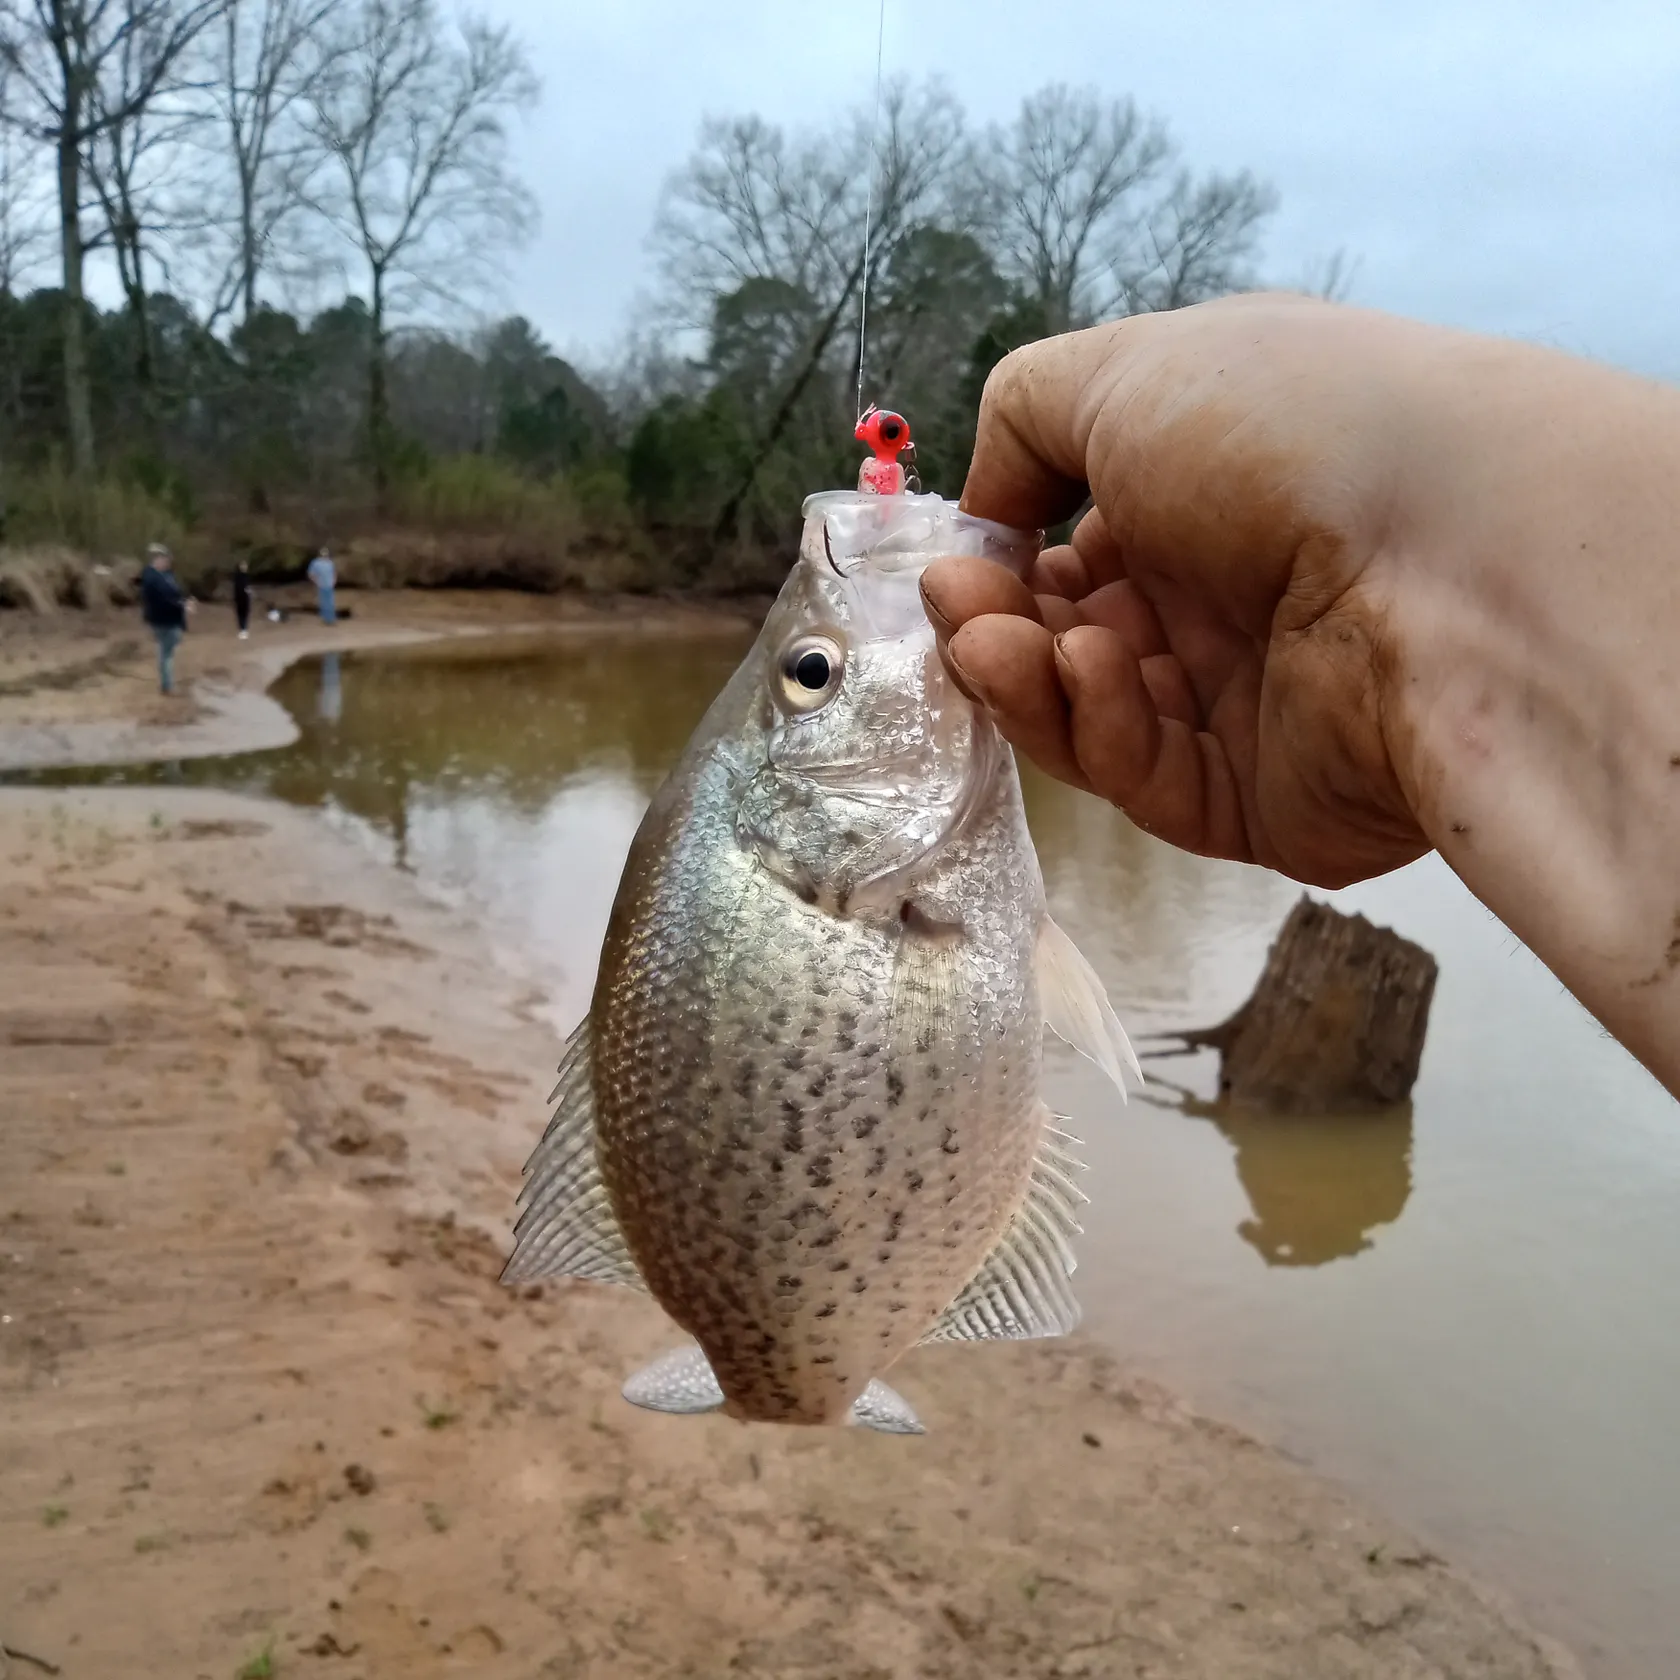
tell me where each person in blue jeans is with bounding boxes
[138,543,192,694]
[306,546,337,624]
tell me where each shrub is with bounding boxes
[5,463,186,564]
[390,454,577,548]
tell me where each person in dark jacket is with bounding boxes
[232,560,253,638]
[139,543,192,694]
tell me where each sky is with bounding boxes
[479,0,1680,383]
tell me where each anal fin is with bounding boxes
[1037,914,1142,1096]
[919,1105,1088,1345]
[501,1018,647,1291]
[622,1344,726,1415]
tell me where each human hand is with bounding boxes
[931,294,1680,1084]
[923,293,1497,888]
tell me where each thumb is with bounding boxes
[959,321,1132,531]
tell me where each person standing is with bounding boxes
[306,546,337,625]
[233,559,253,639]
[138,543,192,695]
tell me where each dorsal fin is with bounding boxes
[501,1018,646,1291]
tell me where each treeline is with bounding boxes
[0,0,1284,593]
[0,289,628,590]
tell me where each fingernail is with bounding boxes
[1052,632,1080,697]
[944,646,991,710]
[919,574,954,640]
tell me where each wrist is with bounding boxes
[1382,352,1680,1093]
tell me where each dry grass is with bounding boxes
[326,529,644,594]
[0,545,137,614]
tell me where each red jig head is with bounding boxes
[855,406,914,496]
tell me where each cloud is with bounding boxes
[487,0,1680,380]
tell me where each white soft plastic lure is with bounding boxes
[503,487,1138,1433]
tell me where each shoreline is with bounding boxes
[0,587,762,773]
[0,597,1586,1676]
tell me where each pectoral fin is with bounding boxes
[1036,915,1141,1097]
[501,1019,647,1291]
[920,1107,1088,1345]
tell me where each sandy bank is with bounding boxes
[0,589,762,773]
[0,785,1583,1679]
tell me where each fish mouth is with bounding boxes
[800,490,1039,584]
[820,519,930,583]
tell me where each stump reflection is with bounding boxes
[1213,1102,1414,1267]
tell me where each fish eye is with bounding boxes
[776,633,845,714]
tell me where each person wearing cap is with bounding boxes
[138,543,194,695]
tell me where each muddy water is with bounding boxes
[48,632,1680,1677]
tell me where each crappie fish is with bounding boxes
[503,488,1139,1434]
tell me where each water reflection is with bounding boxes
[39,630,754,838]
[1208,1099,1412,1267]
[1022,768,1414,1266]
[317,652,342,723]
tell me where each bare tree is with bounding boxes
[201,0,338,326]
[1296,247,1360,303]
[0,59,50,533]
[302,0,537,508]
[652,78,972,535]
[654,113,851,336]
[0,0,224,474]
[980,84,1274,331]
[1118,169,1277,314]
[978,84,1170,334]
[0,63,50,291]
[83,1,227,405]
[655,79,969,339]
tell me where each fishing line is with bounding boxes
[854,0,887,423]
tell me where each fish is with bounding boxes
[502,487,1140,1434]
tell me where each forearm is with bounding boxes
[1388,347,1680,1095]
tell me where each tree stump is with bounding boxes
[1165,896,1439,1112]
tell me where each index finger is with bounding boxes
[957,322,1131,532]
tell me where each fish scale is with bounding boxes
[504,486,1141,1434]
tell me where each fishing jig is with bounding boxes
[823,405,921,574]
[855,406,919,496]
